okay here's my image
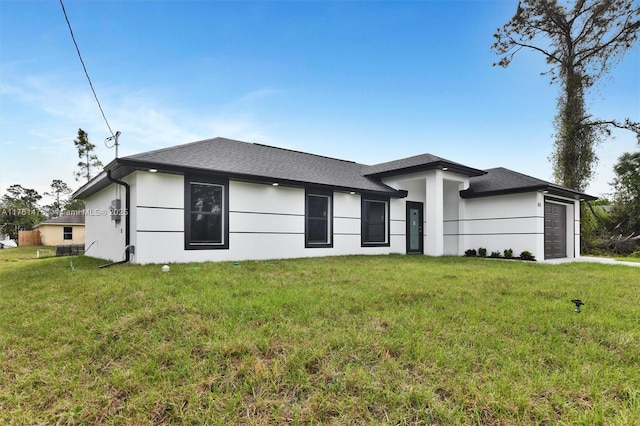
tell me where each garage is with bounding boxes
[544,202,567,259]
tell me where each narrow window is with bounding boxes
[362,198,389,246]
[306,190,333,248]
[185,177,229,250]
[63,226,73,240]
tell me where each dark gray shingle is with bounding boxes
[124,137,398,194]
[365,153,485,177]
[464,167,596,200]
[77,137,594,201]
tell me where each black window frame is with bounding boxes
[305,188,333,248]
[184,176,229,250]
[63,226,73,240]
[361,196,390,247]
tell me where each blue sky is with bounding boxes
[1,0,638,204]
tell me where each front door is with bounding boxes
[406,201,424,254]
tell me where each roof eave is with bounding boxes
[460,185,597,201]
[72,169,110,199]
[74,158,406,199]
[365,161,486,178]
[35,222,85,227]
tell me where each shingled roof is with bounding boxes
[114,137,400,195]
[118,137,486,185]
[462,167,596,201]
[36,211,85,226]
[74,137,594,201]
[364,153,485,177]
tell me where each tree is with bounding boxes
[2,184,42,207]
[610,151,640,235]
[74,128,103,183]
[64,198,85,212]
[44,179,72,217]
[492,0,640,191]
[0,184,45,240]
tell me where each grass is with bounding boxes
[614,256,640,263]
[1,247,639,424]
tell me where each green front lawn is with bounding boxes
[615,256,640,263]
[1,248,639,424]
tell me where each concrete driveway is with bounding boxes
[542,256,640,267]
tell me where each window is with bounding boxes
[306,190,333,247]
[361,198,389,246]
[63,226,72,240]
[185,177,229,250]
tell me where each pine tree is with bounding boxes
[74,128,103,183]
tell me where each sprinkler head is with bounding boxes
[571,299,584,313]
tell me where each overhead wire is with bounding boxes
[59,0,115,137]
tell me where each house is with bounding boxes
[34,212,85,246]
[73,137,595,264]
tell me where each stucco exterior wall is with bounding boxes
[383,172,427,255]
[96,172,405,264]
[133,171,183,264]
[443,179,465,255]
[461,192,540,258]
[461,192,579,260]
[83,176,131,262]
[383,170,469,256]
[38,224,85,246]
[84,170,580,264]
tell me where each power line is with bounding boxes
[59,0,114,137]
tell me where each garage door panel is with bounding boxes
[545,202,566,259]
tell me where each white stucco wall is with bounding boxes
[383,170,469,256]
[88,172,409,264]
[84,181,128,262]
[85,169,580,264]
[443,179,465,255]
[461,192,578,260]
[462,192,541,258]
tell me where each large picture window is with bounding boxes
[306,190,333,248]
[362,198,389,246]
[185,177,229,250]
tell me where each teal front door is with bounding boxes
[406,201,424,254]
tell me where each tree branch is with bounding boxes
[506,37,563,65]
[575,14,640,68]
[586,118,640,141]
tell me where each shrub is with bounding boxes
[520,250,536,261]
[464,249,477,257]
[478,247,487,257]
[504,248,513,259]
[490,251,501,258]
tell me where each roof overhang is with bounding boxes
[73,158,407,200]
[35,222,85,227]
[364,160,486,179]
[459,185,597,201]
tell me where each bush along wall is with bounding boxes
[464,248,536,261]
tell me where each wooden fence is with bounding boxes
[18,230,41,246]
